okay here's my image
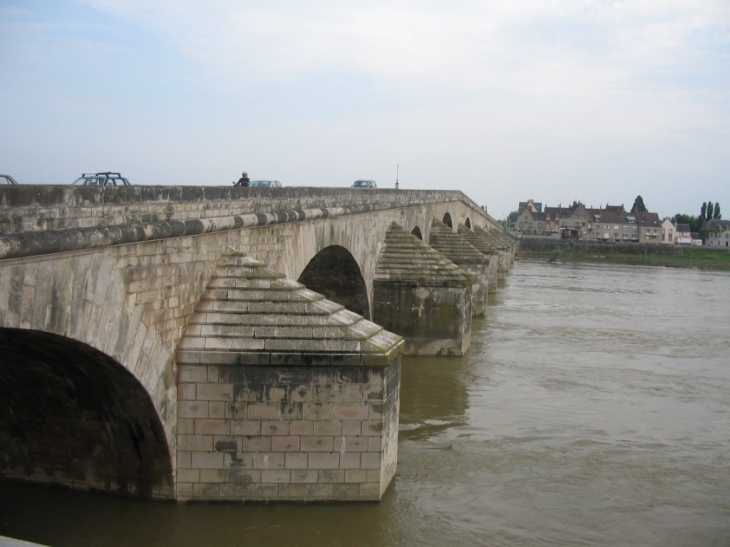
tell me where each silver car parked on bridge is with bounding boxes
[352,180,377,188]
[72,172,131,186]
[1,174,19,185]
[249,180,283,188]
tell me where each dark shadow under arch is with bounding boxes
[298,245,370,320]
[411,226,423,240]
[0,329,173,499]
[465,218,472,229]
[442,213,453,229]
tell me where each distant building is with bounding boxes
[595,205,638,242]
[675,223,692,245]
[517,207,548,236]
[636,211,662,243]
[516,199,673,243]
[518,199,542,214]
[661,218,674,244]
[705,219,730,247]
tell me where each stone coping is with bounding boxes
[177,253,405,368]
[0,185,477,208]
[176,346,403,368]
[0,190,486,260]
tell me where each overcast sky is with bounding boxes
[2,1,728,220]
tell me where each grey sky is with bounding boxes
[1,0,728,220]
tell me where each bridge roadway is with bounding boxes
[0,185,515,503]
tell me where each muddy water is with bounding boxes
[2,260,729,546]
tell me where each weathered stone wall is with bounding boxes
[0,192,493,499]
[373,283,472,356]
[0,186,496,235]
[0,198,487,440]
[462,263,489,317]
[0,235,214,498]
[486,256,499,293]
[176,361,400,501]
[0,329,173,498]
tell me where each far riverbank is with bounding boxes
[517,236,730,270]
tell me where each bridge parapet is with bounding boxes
[0,186,489,236]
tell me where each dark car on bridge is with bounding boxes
[72,172,131,186]
[1,174,19,185]
[352,180,377,189]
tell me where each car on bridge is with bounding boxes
[249,180,283,188]
[1,174,19,185]
[352,180,377,189]
[72,172,131,186]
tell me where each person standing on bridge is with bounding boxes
[234,171,250,187]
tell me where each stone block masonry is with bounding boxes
[176,361,400,501]
[373,223,473,356]
[176,252,404,501]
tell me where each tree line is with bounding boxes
[675,201,722,233]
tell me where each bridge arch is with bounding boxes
[297,245,370,320]
[411,226,423,240]
[442,213,453,229]
[0,328,174,499]
[465,218,471,229]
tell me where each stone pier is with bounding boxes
[175,252,403,501]
[474,226,512,279]
[457,224,499,294]
[428,219,491,316]
[373,223,472,356]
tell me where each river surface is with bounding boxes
[2,260,730,546]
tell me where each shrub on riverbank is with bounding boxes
[535,250,730,270]
[520,241,730,270]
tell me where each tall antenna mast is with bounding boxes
[395,164,399,189]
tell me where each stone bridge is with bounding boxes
[0,186,516,503]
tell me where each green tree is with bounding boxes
[701,202,707,220]
[507,210,519,226]
[707,201,714,221]
[632,195,647,213]
[675,214,700,233]
[714,204,722,219]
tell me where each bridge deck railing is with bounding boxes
[0,187,494,260]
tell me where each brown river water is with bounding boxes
[2,259,729,546]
